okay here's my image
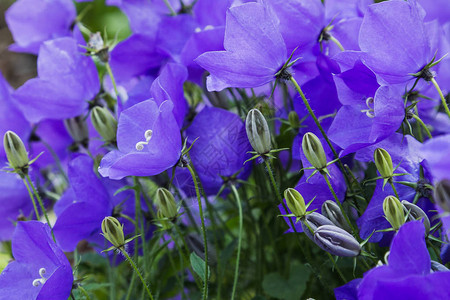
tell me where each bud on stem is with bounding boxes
[155,188,178,220]
[302,132,327,171]
[101,216,125,250]
[374,148,394,180]
[91,106,117,144]
[3,131,29,174]
[314,225,361,257]
[383,196,405,230]
[245,108,271,155]
[322,200,352,233]
[284,188,306,218]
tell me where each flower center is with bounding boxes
[135,129,153,151]
[32,268,47,287]
[361,97,375,118]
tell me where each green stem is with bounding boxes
[125,272,137,300]
[230,185,243,300]
[25,174,54,241]
[22,178,39,221]
[290,77,353,191]
[413,106,423,143]
[389,181,400,199]
[106,62,120,105]
[133,178,147,270]
[411,114,432,139]
[328,35,345,51]
[121,250,154,300]
[162,0,177,15]
[326,252,347,283]
[322,174,357,236]
[430,77,450,119]
[187,164,209,300]
[78,286,91,300]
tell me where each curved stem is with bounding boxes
[121,250,154,300]
[411,114,432,139]
[430,77,450,119]
[389,181,400,199]
[22,178,39,221]
[105,62,120,106]
[25,174,54,241]
[163,0,177,15]
[187,164,209,300]
[322,174,357,236]
[230,185,243,300]
[290,77,353,191]
[328,35,345,51]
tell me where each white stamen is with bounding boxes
[204,25,215,31]
[32,268,47,287]
[135,129,153,151]
[361,97,375,118]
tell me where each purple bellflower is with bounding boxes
[420,134,450,182]
[195,2,287,91]
[13,37,100,123]
[358,221,450,299]
[99,100,181,180]
[5,0,76,54]
[0,221,73,300]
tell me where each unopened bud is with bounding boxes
[184,81,204,108]
[3,131,29,172]
[245,108,271,155]
[302,132,327,171]
[401,201,430,235]
[101,216,125,249]
[87,32,109,63]
[431,260,449,272]
[314,225,361,257]
[374,148,393,179]
[91,107,117,143]
[383,196,405,230]
[64,116,89,148]
[288,111,300,129]
[434,179,450,213]
[322,200,352,233]
[155,188,178,220]
[301,212,334,240]
[284,188,306,218]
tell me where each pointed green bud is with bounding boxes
[184,81,204,108]
[245,108,271,155]
[302,132,327,171]
[91,106,117,143]
[101,216,125,249]
[284,188,306,217]
[374,148,394,179]
[434,179,450,213]
[383,196,405,230]
[3,131,29,172]
[155,188,178,220]
[64,116,89,148]
[288,111,300,129]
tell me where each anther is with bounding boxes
[32,268,47,287]
[135,129,153,151]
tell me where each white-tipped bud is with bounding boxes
[245,108,271,155]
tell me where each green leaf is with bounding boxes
[190,252,210,282]
[262,261,311,299]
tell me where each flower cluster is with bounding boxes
[1,0,450,299]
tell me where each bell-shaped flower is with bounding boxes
[13,37,100,123]
[195,2,287,91]
[99,100,181,180]
[0,221,73,300]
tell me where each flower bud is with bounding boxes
[155,188,178,220]
[101,216,125,249]
[434,179,450,213]
[314,225,361,257]
[302,132,327,171]
[91,106,117,143]
[401,200,430,235]
[301,212,334,241]
[322,200,352,233]
[245,108,271,155]
[383,196,405,230]
[3,131,29,171]
[288,111,300,129]
[374,148,393,179]
[64,116,89,148]
[284,188,306,218]
[431,260,449,272]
